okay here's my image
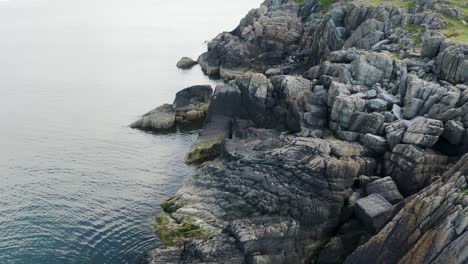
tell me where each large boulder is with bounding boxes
[198,1,302,77]
[435,42,468,84]
[185,84,248,163]
[442,120,465,145]
[360,134,388,154]
[350,53,395,86]
[403,76,462,121]
[365,176,403,204]
[354,194,394,233]
[385,121,406,150]
[176,57,198,69]
[421,34,445,58]
[384,144,449,196]
[131,85,213,133]
[173,85,213,124]
[402,117,444,148]
[130,104,176,131]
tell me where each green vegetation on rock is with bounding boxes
[294,0,305,6]
[441,14,468,44]
[405,23,426,47]
[390,52,405,60]
[161,198,180,214]
[320,0,336,11]
[367,0,414,8]
[460,189,468,196]
[448,0,468,17]
[364,0,467,44]
[185,140,222,164]
[155,214,211,247]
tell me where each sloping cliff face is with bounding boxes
[344,155,468,264]
[142,0,468,263]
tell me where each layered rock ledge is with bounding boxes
[132,0,468,263]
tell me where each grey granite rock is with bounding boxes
[366,177,403,204]
[421,34,445,58]
[435,43,467,84]
[354,194,394,232]
[402,117,444,147]
[155,134,378,263]
[186,84,245,164]
[131,85,213,132]
[384,144,449,195]
[367,98,389,112]
[148,1,468,262]
[385,121,406,150]
[176,57,198,69]
[442,120,465,145]
[360,134,388,154]
[130,104,175,131]
[345,155,468,264]
[173,85,213,123]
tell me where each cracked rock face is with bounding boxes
[354,193,394,233]
[152,133,378,263]
[345,154,468,264]
[146,0,468,263]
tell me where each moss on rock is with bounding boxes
[155,214,211,247]
[185,140,222,164]
[161,198,180,214]
[294,0,305,6]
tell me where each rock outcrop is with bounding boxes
[131,85,212,132]
[154,133,379,263]
[345,154,468,264]
[130,104,176,131]
[143,0,468,263]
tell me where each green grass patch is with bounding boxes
[281,130,295,136]
[319,0,336,11]
[367,0,414,8]
[447,0,468,15]
[294,0,305,6]
[161,198,180,214]
[390,52,405,60]
[441,15,468,44]
[155,214,211,247]
[460,189,468,196]
[405,23,426,47]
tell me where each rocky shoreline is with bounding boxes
[133,0,467,263]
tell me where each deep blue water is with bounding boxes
[0,0,261,263]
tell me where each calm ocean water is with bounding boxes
[0,0,261,263]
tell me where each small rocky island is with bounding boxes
[131,0,468,263]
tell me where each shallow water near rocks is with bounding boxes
[0,0,261,263]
